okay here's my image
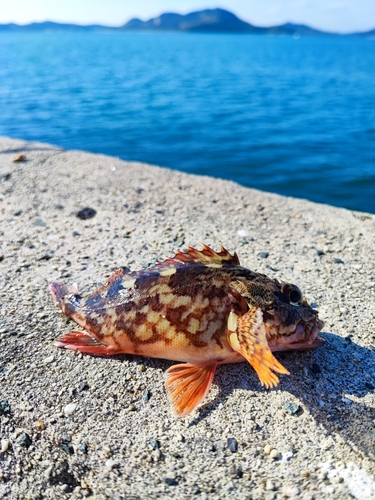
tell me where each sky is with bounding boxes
[1,0,375,34]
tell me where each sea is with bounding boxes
[1,31,375,213]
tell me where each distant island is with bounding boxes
[0,8,374,38]
[123,9,330,36]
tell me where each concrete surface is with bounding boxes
[0,137,374,499]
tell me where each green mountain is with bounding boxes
[122,9,328,35]
[0,9,373,37]
[0,21,115,32]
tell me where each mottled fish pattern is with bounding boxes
[50,245,324,416]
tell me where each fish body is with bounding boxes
[51,245,324,416]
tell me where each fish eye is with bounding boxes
[289,289,302,304]
[282,284,302,305]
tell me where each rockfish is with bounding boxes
[50,245,324,417]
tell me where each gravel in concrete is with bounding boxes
[0,137,374,499]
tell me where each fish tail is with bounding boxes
[50,282,82,318]
[55,330,118,356]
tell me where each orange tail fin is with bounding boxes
[165,362,217,417]
[55,330,118,356]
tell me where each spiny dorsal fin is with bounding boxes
[95,246,241,286]
[164,245,241,268]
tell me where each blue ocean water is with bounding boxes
[1,32,374,213]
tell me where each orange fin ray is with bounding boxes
[55,330,119,356]
[165,362,217,417]
[133,245,241,278]
[170,245,240,267]
[228,308,289,388]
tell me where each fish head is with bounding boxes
[232,277,325,351]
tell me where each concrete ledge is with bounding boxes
[1,137,374,499]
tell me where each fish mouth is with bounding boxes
[50,282,68,307]
[281,335,325,351]
[268,316,325,352]
[50,282,81,316]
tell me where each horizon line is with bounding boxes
[1,8,374,36]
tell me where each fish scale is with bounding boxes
[50,245,325,417]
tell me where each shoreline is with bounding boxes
[0,137,374,499]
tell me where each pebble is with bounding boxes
[16,433,32,448]
[284,486,300,497]
[34,420,46,431]
[64,403,77,416]
[59,443,74,455]
[79,382,90,391]
[13,153,26,162]
[270,449,281,460]
[33,219,46,227]
[227,437,238,452]
[216,440,225,451]
[105,459,117,470]
[311,363,321,374]
[78,442,88,454]
[264,493,276,500]
[143,389,151,401]
[258,251,269,259]
[43,356,54,364]
[1,439,10,452]
[333,258,344,264]
[165,478,178,486]
[149,438,159,450]
[264,444,273,455]
[283,401,301,415]
[281,451,294,462]
[266,480,276,491]
[237,229,248,237]
[75,207,97,220]
[0,400,11,415]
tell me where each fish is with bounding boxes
[50,245,325,417]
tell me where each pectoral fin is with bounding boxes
[165,362,217,417]
[227,308,289,388]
